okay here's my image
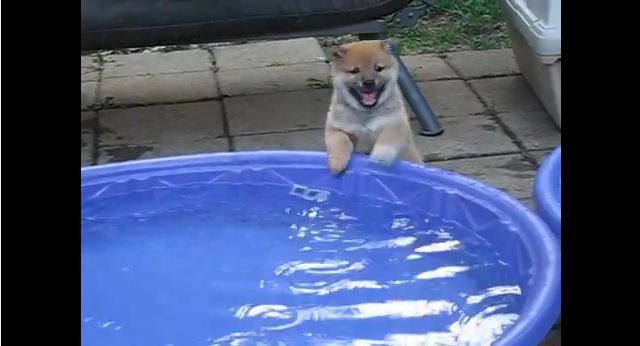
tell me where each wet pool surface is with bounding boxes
[82,184,522,346]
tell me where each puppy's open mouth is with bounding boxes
[349,84,386,108]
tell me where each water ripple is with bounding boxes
[454,305,519,346]
[290,279,388,296]
[466,286,522,305]
[274,260,368,276]
[346,236,417,251]
[239,300,458,331]
[416,266,470,280]
[391,217,414,230]
[415,240,461,253]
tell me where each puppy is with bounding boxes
[324,40,422,175]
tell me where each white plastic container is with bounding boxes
[500,0,561,128]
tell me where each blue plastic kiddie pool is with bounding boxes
[81,151,560,346]
[533,147,561,236]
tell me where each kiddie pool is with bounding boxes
[533,147,561,236]
[81,151,560,346]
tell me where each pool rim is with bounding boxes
[533,146,561,236]
[82,151,561,346]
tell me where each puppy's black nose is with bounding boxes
[363,79,375,87]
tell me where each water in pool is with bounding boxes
[82,183,522,346]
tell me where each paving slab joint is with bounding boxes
[206,46,235,152]
[90,54,106,165]
[441,58,539,167]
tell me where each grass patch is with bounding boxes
[389,0,511,54]
[306,78,332,89]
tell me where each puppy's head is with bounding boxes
[331,40,398,110]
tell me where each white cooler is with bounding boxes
[500,0,561,128]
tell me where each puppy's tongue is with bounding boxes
[360,90,377,106]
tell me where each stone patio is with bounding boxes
[81,38,561,345]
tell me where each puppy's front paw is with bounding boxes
[327,155,350,175]
[369,145,399,166]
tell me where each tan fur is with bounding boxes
[324,40,422,174]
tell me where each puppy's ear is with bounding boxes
[331,46,347,61]
[380,39,397,53]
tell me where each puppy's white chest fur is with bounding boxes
[329,104,402,139]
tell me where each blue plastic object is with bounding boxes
[82,151,560,346]
[533,147,561,236]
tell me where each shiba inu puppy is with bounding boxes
[324,40,422,175]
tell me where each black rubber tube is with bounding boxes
[395,52,444,136]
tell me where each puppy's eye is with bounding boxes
[348,67,360,74]
[374,65,385,72]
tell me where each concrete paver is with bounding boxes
[412,116,519,160]
[100,71,218,106]
[496,110,561,151]
[81,111,95,166]
[98,138,229,164]
[446,49,519,78]
[214,38,325,71]
[217,62,330,96]
[519,197,535,210]
[531,149,553,166]
[401,54,459,81]
[98,102,225,145]
[102,50,212,78]
[233,129,325,152]
[81,56,100,82]
[470,76,544,113]
[82,82,98,110]
[416,80,486,117]
[431,154,536,199]
[225,89,331,135]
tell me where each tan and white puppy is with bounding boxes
[324,40,421,175]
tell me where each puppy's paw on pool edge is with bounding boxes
[369,145,399,166]
[327,156,350,175]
